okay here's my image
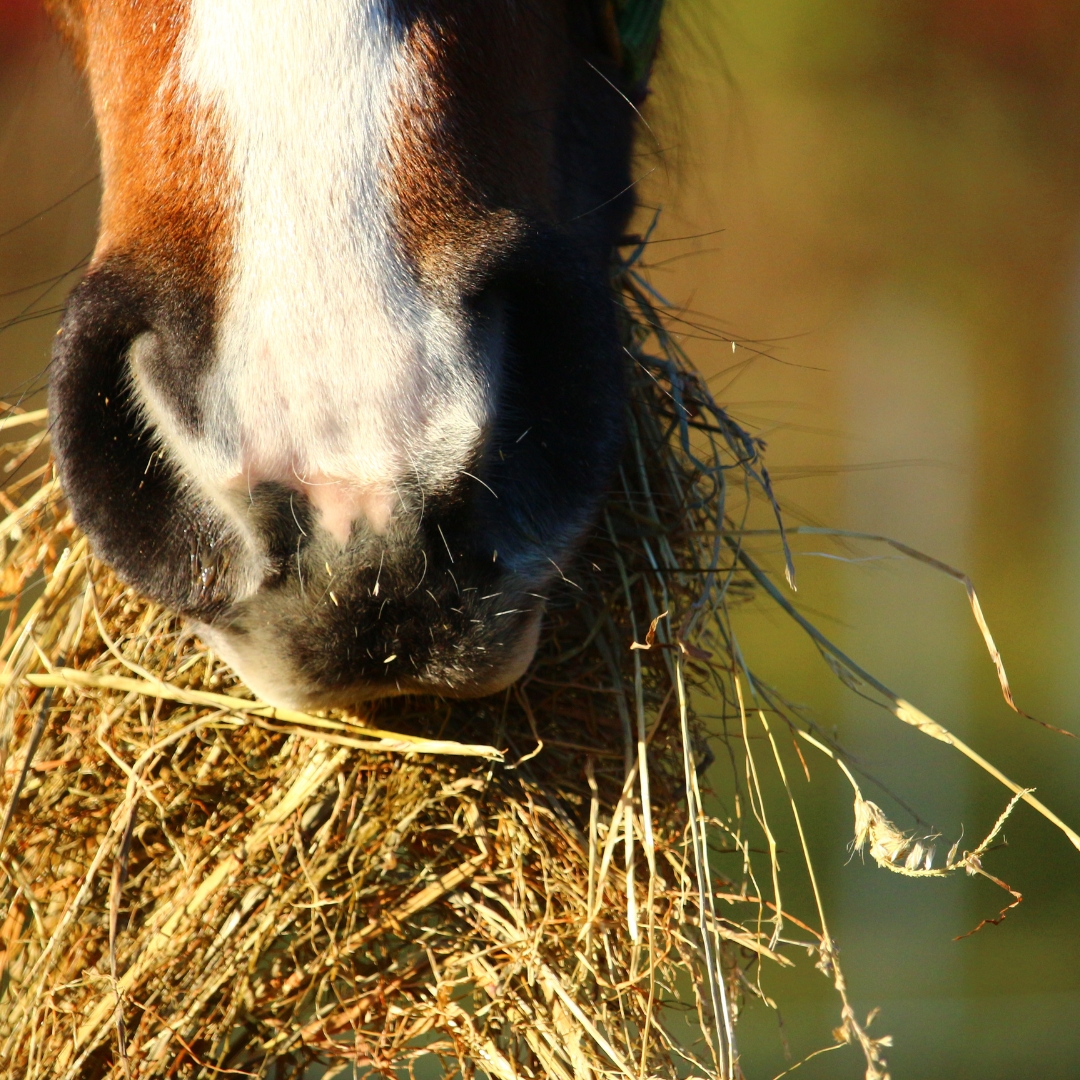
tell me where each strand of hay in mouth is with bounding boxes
[1,257,1075,1080]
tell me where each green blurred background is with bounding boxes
[3,2,1080,1076]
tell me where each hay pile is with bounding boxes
[3,258,1072,1080]
[0,265,784,1080]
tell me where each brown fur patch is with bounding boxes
[388,1,571,283]
[46,0,233,304]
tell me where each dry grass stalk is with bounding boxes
[1,256,1075,1080]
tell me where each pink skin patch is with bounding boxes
[300,474,399,544]
[228,466,399,546]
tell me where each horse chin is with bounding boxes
[195,607,544,712]
[429,609,543,700]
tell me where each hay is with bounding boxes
[0,256,1075,1080]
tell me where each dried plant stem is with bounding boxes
[732,542,1080,855]
[0,668,501,760]
[0,408,48,435]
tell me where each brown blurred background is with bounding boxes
[3,2,1080,1076]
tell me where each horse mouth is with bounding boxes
[197,604,544,710]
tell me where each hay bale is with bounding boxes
[0,273,791,1080]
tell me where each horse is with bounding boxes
[43,0,661,709]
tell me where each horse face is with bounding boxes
[46,0,638,707]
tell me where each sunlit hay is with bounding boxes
[2,251,1078,1080]
[0,260,772,1080]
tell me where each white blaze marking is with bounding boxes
[150,0,487,553]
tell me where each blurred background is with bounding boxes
[3,1,1080,1076]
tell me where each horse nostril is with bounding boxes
[49,263,239,618]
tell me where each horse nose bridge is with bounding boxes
[194,286,495,507]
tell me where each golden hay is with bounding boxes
[1,261,1072,1080]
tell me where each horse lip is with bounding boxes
[194,607,544,711]
[415,607,543,699]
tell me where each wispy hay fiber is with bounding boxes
[0,257,1075,1080]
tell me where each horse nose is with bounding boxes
[299,479,398,544]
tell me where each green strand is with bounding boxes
[615,0,664,84]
